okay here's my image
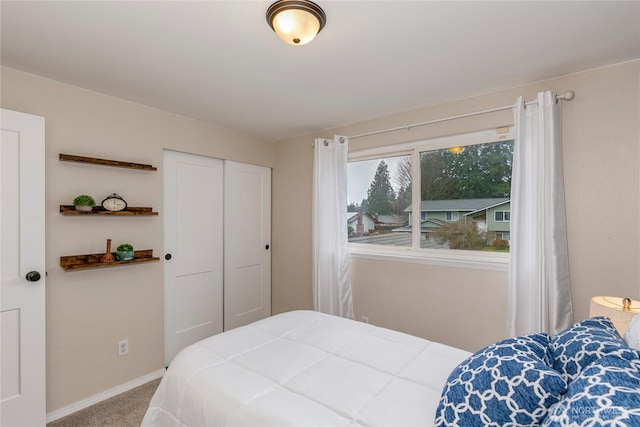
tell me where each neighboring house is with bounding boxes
[465,200,511,243]
[348,212,408,236]
[347,210,376,235]
[375,214,407,231]
[401,198,510,244]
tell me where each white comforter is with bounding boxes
[142,310,470,426]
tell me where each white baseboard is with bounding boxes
[46,368,165,423]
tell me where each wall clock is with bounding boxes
[101,193,127,212]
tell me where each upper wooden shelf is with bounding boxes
[60,205,158,216]
[59,153,157,171]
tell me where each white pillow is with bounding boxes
[623,314,640,350]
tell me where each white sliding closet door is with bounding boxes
[163,150,224,365]
[224,161,271,330]
[163,152,271,363]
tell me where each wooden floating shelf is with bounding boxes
[59,153,157,171]
[60,205,158,216]
[60,249,160,271]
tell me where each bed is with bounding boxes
[142,311,640,426]
[141,310,470,426]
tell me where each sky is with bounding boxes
[347,156,405,206]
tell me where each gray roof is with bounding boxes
[347,211,375,222]
[348,233,448,249]
[394,219,446,232]
[376,215,406,225]
[404,198,510,212]
[466,199,511,217]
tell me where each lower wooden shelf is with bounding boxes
[60,249,160,271]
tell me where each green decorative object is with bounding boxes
[73,194,96,212]
[116,243,134,261]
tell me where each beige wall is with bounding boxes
[2,59,638,412]
[1,67,275,413]
[272,60,640,352]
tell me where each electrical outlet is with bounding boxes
[361,316,370,324]
[118,339,128,357]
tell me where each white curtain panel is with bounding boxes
[508,91,573,337]
[312,136,354,319]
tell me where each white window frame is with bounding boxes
[348,127,514,272]
[445,211,459,221]
[494,210,511,222]
[496,232,511,241]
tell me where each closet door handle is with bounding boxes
[165,253,172,260]
[265,244,270,250]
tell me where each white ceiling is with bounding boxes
[1,1,639,142]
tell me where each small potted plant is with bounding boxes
[116,243,134,261]
[73,194,96,212]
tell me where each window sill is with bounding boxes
[349,244,509,272]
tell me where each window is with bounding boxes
[445,211,459,221]
[347,128,514,265]
[495,211,510,222]
[496,232,511,241]
[347,154,411,247]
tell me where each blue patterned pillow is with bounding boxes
[543,349,640,426]
[550,317,628,383]
[434,333,567,427]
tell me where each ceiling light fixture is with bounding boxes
[266,0,326,46]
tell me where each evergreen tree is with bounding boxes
[420,150,455,200]
[421,140,513,200]
[360,198,369,213]
[366,161,396,215]
[394,185,411,215]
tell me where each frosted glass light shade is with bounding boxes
[589,296,640,335]
[267,0,326,46]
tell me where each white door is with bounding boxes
[163,150,223,365]
[224,161,271,330]
[1,109,46,426]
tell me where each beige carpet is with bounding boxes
[47,378,161,427]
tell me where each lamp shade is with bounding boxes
[589,296,640,335]
[267,0,326,46]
